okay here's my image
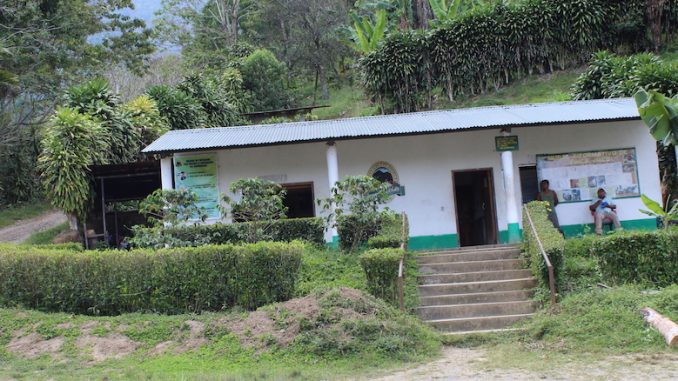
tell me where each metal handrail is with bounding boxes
[396,213,408,311]
[523,205,557,305]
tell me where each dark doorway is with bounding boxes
[519,166,538,204]
[453,169,498,247]
[282,182,315,218]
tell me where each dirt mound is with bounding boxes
[226,287,382,351]
[7,332,65,359]
[76,334,139,362]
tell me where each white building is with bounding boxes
[144,98,661,251]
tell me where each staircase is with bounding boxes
[415,245,537,335]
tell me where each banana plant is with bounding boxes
[634,89,678,146]
[640,194,678,229]
[428,0,490,21]
[350,9,388,54]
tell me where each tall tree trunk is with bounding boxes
[647,0,668,51]
[414,0,433,29]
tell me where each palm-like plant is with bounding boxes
[350,9,388,54]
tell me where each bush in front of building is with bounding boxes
[359,248,405,304]
[131,217,325,249]
[0,241,304,315]
[522,201,565,300]
[367,213,408,249]
[591,229,678,287]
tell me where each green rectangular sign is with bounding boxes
[495,135,519,151]
[173,154,220,220]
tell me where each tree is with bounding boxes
[65,79,141,164]
[177,74,240,127]
[240,49,292,110]
[122,95,169,147]
[139,188,207,226]
[38,107,110,222]
[318,176,394,251]
[154,0,255,68]
[220,178,287,242]
[1,0,153,203]
[147,85,208,130]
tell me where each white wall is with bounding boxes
[168,120,661,242]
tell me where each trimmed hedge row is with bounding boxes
[367,213,407,249]
[591,229,678,287]
[0,242,304,315]
[339,213,407,251]
[359,248,405,304]
[522,201,565,297]
[133,217,325,248]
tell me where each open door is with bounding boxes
[453,169,498,247]
[281,182,316,218]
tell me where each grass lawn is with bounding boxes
[23,222,69,245]
[0,201,53,229]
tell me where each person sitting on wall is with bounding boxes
[589,188,622,235]
[536,180,561,231]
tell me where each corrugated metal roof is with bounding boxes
[143,98,640,154]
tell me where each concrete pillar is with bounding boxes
[326,142,339,241]
[501,149,521,243]
[160,156,173,190]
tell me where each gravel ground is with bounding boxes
[368,347,678,381]
[0,211,67,244]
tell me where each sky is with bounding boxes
[126,0,163,27]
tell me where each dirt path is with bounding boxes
[0,210,67,244]
[369,347,678,381]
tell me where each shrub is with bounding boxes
[367,213,407,249]
[359,248,404,304]
[522,201,565,300]
[0,242,304,315]
[367,235,401,249]
[337,214,382,251]
[131,217,325,249]
[319,176,394,252]
[590,229,678,287]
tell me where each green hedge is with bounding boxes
[359,248,404,304]
[360,0,678,112]
[591,229,678,287]
[339,213,407,251]
[522,201,565,299]
[367,213,407,249]
[0,242,304,315]
[133,217,325,248]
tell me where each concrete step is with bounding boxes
[419,290,534,306]
[418,278,537,297]
[427,313,534,332]
[443,328,525,336]
[419,259,524,275]
[416,300,536,320]
[418,269,533,285]
[418,244,518,256]
[416,249,521,265]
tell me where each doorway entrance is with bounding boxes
[452,169,498,247]
[282,182,316,218]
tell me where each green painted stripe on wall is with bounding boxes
[560,218,657,238]
[408,234,459,251]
